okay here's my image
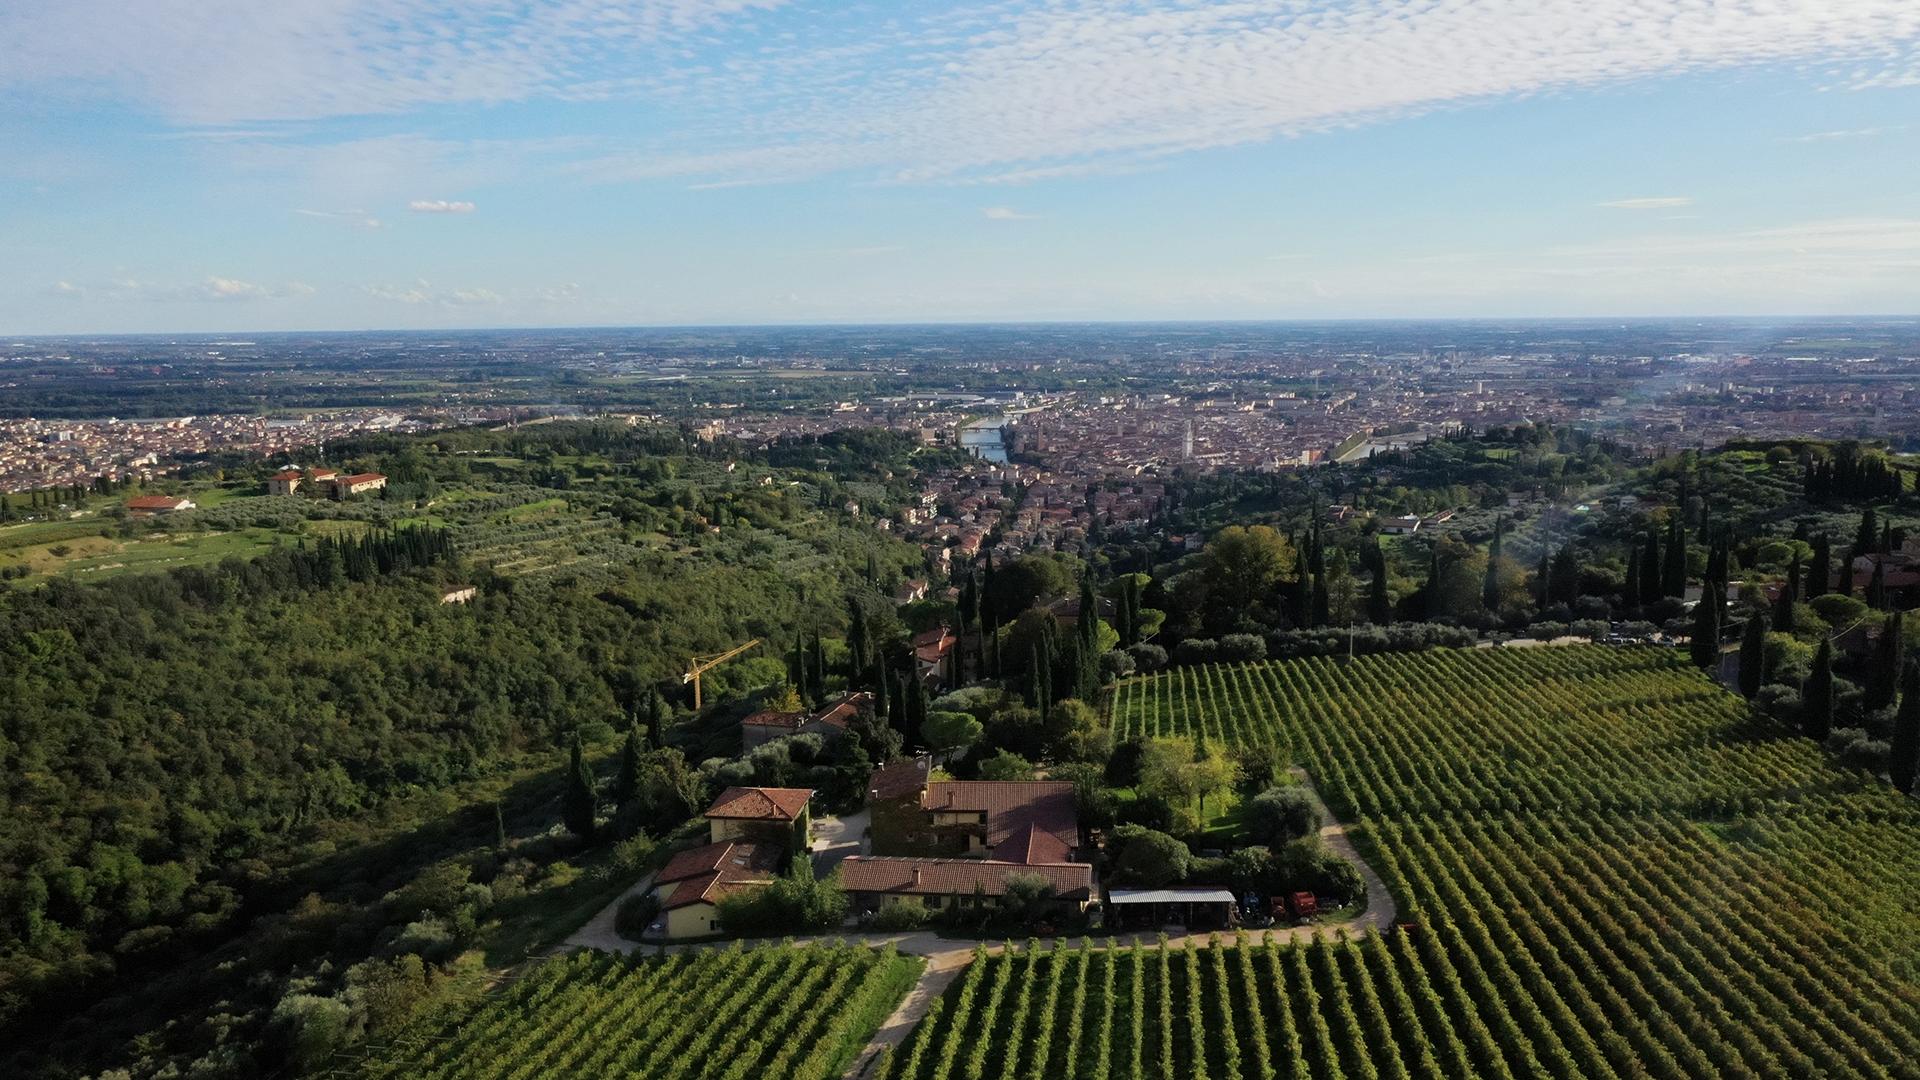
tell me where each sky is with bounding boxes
[3,0,1920,334]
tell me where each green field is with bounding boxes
[1080,647,1920,1079]
[355,944,921,1080]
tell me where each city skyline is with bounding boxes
[5,0,1920,333]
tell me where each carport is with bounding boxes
[1106,886,1239,930]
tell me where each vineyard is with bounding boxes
[924,644,1920,1080]
[354,944,920,1080]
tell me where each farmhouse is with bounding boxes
[844,756,1092,915]
[740,690,874,750]
[266,470,303,495]
[125,495,195,515]
[704,785,813,849]
[912,625,957,688]
[1379,515,1422,535]
[331,472,387,498]
[649,839,780,939]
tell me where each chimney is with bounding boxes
[912,866,923,885]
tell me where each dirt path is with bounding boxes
[1289,766,1399,932]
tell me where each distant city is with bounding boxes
[3,319,1915,495]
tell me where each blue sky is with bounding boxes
[3,0,1919,334]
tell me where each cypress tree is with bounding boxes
[1867,612,1904,711]
[1689,587,1720,672]
[1838,546,1857,598]
[1808,534,1831,598]
[1890,661,1920,794]
[1309,527,1330,628]
[646,692,666,749]
[1482,518,1504,613]
[616,722,645,805]
[563,732,596,841]
[1856,507,1879,556]
[1738,610,1769,699]
[1623,555,1641,613]
[1867,558,1887,611]
[1367,554,1392,626]
[847,595,871,680]
[1774,558,1799,634]
[1803,639,1835,742]
[494,801,509,851]
[1640,530,1663,607]
[1662,517,1688,599]
[1286,542,1310,628]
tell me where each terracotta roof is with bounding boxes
[741,709,806,730]
[809,691,871,731]
[269,470,303,481]
[307,469,339,479]
[337,472,386,485]
[657,840,779,910]
[704,786,813,821]
[924,780,1077,861]
[868,757,931,802]
[125,495,189,510]
[838,857,1092,900]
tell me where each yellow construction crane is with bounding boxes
[683,638,761,710]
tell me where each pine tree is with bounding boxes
[616,722,646,805]
[1738,610,1769,699]
[1890,661,1920,794]
[1867,612,1904,711]
[563,732,596,841]
[1803,639,1835,742]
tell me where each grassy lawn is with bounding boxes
[302,519,376,539]
[3,527,292,582]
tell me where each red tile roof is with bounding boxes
[337,473,386,485]
[838,857,1092,900]
[269,470,303,481]
[657,840,779,910]
[125,495,190,510]
[741,709,806,730]
[868,757,931,802]
[809,691,872,731]
[924,780,1077,860]
[705,786,813,821]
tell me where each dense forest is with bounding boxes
[0,421,940,1079]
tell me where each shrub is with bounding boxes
[869,897,930,931]
[614,893,660,940]
[1245,785,1319,848]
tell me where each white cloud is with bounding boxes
[48,276,314,302]
[1599,197,1695,210]
[6,1,1919,189]
[408,199,475,214]
[296,208,383,229]
[982,206,1038,221]
[365,280,581,307]
[1784,127,1898,143]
